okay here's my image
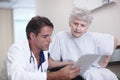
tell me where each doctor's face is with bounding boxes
[69,19,89,38]
[33,26,53,51]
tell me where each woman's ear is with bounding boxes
[29,32,36,40]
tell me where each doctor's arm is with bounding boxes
[47,58,81,80]
[48,57,74,69]
[98,37,118,67]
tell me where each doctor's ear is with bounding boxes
[69,22,72,27]
[29,32,36,40]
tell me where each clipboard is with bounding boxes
[71,54,100,75]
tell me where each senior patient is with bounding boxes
[0,16,80,80]
[49,7,118,80]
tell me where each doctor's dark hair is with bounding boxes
[26,16,54,39]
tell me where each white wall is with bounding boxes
[0,8,13,72]
[36,0,73,34]
[89,0,120,44]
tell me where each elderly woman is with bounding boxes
[49,7,118,80]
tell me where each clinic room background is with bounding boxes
[0,0,120,73]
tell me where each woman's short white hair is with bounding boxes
[69,7,93,25]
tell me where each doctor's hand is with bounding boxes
[57,65,81,80]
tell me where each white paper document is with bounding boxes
[71,54,100,75]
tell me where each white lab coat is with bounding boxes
[49,31,118,80]
[1,39,48,80]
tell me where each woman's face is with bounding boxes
[69,19,89,38]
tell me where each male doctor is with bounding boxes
[0,16,80,80]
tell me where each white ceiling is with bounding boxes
[0,0,35,8]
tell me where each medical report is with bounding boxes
[71,54,100,75]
